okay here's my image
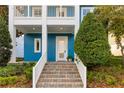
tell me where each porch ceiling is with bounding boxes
[16,25,74,34]
[47,25,74,33]
[16,25,42,33]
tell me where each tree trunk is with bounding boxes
[119,42,124,65]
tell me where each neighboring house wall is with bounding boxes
[80,6,94,22]
[108,34,124,56]
[16,35,24,58]
[24,33,74,62]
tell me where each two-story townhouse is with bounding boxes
[9,5,79,63]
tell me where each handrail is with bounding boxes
[32,52,47,88]
[75,54,87,88]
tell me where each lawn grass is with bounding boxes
[87,56,124,88]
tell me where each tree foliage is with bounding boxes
[0,16,12,66]
[94,6,124,64]
[0,6,23,37]
[0,6,8,23]
[74,13,111,66]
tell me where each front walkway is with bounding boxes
[36,62,83,88]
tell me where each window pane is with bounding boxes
[83,9,90,15]
[47,6,57,17]
[15,6,28,17]
[36,40,39,51]
[30,6,42,17]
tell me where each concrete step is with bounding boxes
[38,78,82,82]
[43,68,78,71]
[46,62,75,65]
[40,74,80,78]
[45,65,77,68]
[37,82,83,88]
[42,71,78,74]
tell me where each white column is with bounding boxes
[74,5,80,38]
[42,6,47,61]
[9,5,16,63]
[74,5,80,62]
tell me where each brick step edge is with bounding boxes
[41,72,79,74]
[38,79,82,82]
[37,83,83,88]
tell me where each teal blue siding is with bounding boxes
[47,6,56,17]
[47,34,56,61]
[24,34,42,61]
[68,34,74,60]
[67,6,74,17]
[24,33,74,62]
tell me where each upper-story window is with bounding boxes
[15,6,42,17]
[83,9,90,16]
[30,6,42,17]
[47,6,74,17]
[47,6,58,17]
[15,6,28,17]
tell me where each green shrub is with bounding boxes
[23,63,36,69]
[105,75,117,85]
[0,65,24,77]
[121,80,124,85]
[0,16,12,66]
[0,76,18,85]
[0,68,9,77]
[107,56,123,66]
[74,13,111,66]
[14,65,24,75]
[24,67,32,80]
[87,71,95,82]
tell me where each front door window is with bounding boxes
[56,37,68,61]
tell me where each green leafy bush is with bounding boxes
[74,13,111,66]
[106,56,123,66]
[105,75,117,85]
[0,76,18,85]
[0,65,24,77]
[24,67,32,80]
[23,62,36,69]
[88,71,106,82]
[87,71,95,82]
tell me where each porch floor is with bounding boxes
[36,62,83,88]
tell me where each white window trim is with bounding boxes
[56,6,67,17]
[61,7,67,17]
[34,38,41,53]
[56,6,60,17]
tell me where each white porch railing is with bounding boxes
[75,55,87,88]
[33,52,47,88]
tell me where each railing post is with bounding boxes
[33,67,35,88]
[75,55,87,88]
